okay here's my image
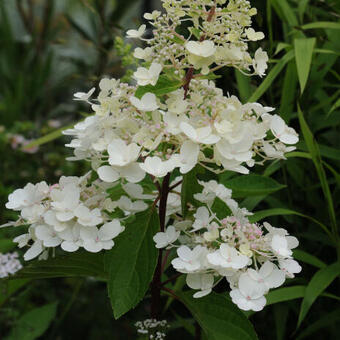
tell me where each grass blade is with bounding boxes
[294,38,316,94]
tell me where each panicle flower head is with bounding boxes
[0,252,22,278]
[135,319,169,339]
[153,180,301,311]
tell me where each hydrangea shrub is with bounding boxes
[2,0,301,338]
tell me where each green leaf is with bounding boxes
[266,285,306,306]
[211,197,232,220]
[270,0,298,26]
[298,0,309,23]
[297,106,337,236]
[301,22,340,30]
[105,207,159,319]
[330,97,340,113]
[248,50,294,102]
[178,291,258,340]
[280,60,298,122]
[7,302,58,340]
[10,252,106,280]
[0,239,16,252]
[235,69,251,102]
[297,308,340,339]
[248,208,333,240]
[221,175,286,198]
[134,75,183,99]
[297,262,340,328]
[294,38,316,94]
[293,249,326,269]
[181,166,203,217]
[22,124,74,150]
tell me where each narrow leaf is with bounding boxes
[297,106,337,236]
[301,22,340,30]
[297,308,340,339]
[266,285,305,306]
[248,208,333,240]
[22,124,74,150]
[297,262,340,328]
[105,208,159,319]
[294,38,316,94]
[293,249,326,269]
[248,50,294,102]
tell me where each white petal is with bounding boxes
[97,166,120,183]
[99,220,124,240]
[61,241,79,252]
[193,289,211,298]
[24,241,43,261]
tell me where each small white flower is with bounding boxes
[192,206,212,232]
[245,28,265,41]
[230,273,267,311]
[130,92,159,111]
[126,24,146,39]
[153,226,180,249]
[171,245,206,273]
[108,139,141,167]
[6,182,49,211]
[116,196,148,213]
[207,244,249,269]
[186,273,214,298]
[80,220,124,253]
[270,115,299,145]
[139,156,176,178]
[186,40,216,58]
[134,47,153,60]
[50,184,80,222]
[271,235,292,257]
[279,259,302,278]
[133,63,162,86]
[246,261,286,292]
[35,224,62,247]
[0,252,22,278]
[74,205,103,227]
[171,140,199,174]
[73,87,95,102]
[180,122,220,145]
[144,10,161,20]
[253,48,268,77]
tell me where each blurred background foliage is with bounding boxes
[0,0,339,339]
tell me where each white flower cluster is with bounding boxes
[153,180,301,311]
[135,319,169,339]
[4,174,182,261]
[0,252,22,278]
[129,0,268,76]
[63,0,298,182]
[65,78,298,181]
[4,175,133,260]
